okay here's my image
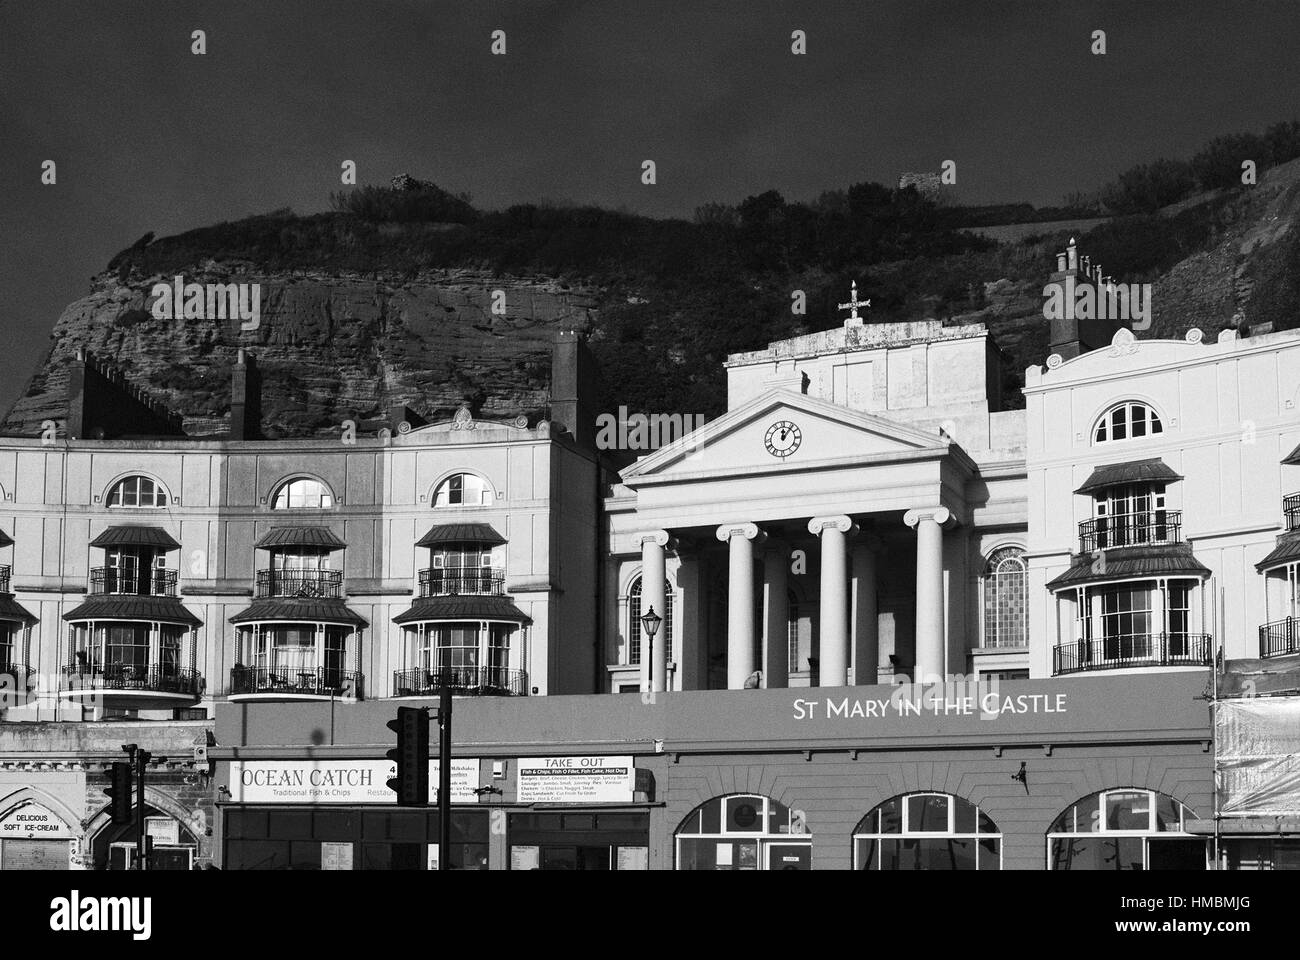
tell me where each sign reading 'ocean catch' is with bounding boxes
[516,756,636,803]
[230,759,480,803]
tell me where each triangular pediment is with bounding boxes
[619,389,947,482]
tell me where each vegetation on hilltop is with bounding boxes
[95,119,1299,424]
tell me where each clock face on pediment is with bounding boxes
[764,420,802,458]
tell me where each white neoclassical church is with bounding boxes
[603,246,1300,694]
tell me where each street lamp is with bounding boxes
[640,605,662,692]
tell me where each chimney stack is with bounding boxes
[1046,238,1127,361]
[549,330,598,449]
[230,349,262,440]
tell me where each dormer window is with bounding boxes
[107,476,167,508]
[434,473,491,507]
[1093,402,1163,444]
[273,477,334,509]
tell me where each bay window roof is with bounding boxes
[0,595,36,622]
[1046,544,1210,590]
[416,522,506,548]
[255,526,347,550]
[1074,458,1182,496]
[1256,534,1300,571]
[229,598,368,626]
[393,595,531,625]
[89,525,181,550]
[62,595,202,625]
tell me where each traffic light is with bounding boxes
[386,706,428,806]
[106,762,133,825]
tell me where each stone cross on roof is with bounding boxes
[838,281,871,326]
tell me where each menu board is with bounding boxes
[515,756,635,803]
[321,842,353,870]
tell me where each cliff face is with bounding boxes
[6,158,1300,441]
[4,268,599,438]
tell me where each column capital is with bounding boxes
[637,529,674,549]
[903,506,952,529]
[808,515,857,537]
[716,521,762,543]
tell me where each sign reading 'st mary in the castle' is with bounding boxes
[793,690,1069,721]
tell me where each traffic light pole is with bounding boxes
[135,749,150,871]
[438,675,451,872]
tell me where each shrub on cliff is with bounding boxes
[331,182,478,224]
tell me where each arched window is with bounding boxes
[1047,789,1202,870]
[107,476,167,508]
[676,794,810,870]
[628,576,673,665]
[433,473,491,508]
[272,477,333,509]
[853,793,1001,870]
[1094,401,1163,444]
[981,547,1027,648]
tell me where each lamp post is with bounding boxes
[640,605,662,693]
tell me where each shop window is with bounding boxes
[508,810,649,871]
[675,794,811,870]
[853,792,1001,870]
[1047,788,1203,870]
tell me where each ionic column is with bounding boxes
[638,530,672,693]
[716,522,763,689]
[762,544,790,689]
[904,507,951,684]
[808,515,857,687]
[851,536,880,685]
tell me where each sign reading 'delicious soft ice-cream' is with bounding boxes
[516,756,635,803]
[230,759,480,803]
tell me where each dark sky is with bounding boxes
[3,0,1299,413]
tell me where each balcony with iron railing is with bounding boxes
[229,664,363,699]
[1284,493,1300,532]
[89,567,178,597]
[0,564,9,594]
[1078,511,1183,553]
[1053,633,1212,675]
[256,568,343,600]
[392,666,527,698]
[418,568,505,598]
[1260,617,1300,659]
[59,662,202,706]
[0,661,34,704]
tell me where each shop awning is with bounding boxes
[89,525,181,551]
[415,523,505,548]
[0,595,36,622]
[1257,534,1300,571]
[1046,544,1210,590]
[229,598,368,627]
[1284,441,1300,466]
[63,595,202,626]
[255,526,347,550]
[0,530,12,548]
[393,595,531,625]
[1074,458,1182,495]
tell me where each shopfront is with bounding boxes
[213,672,1215,870]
